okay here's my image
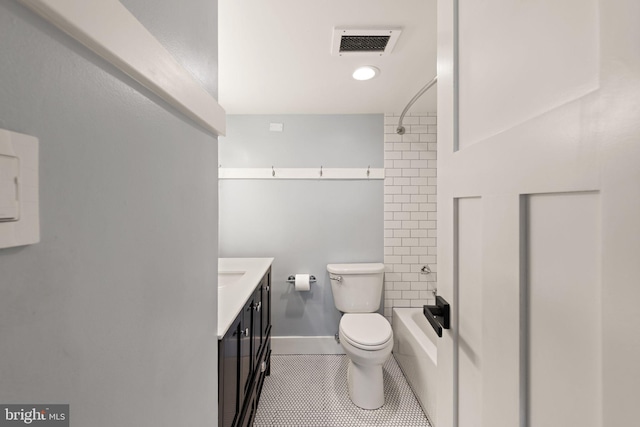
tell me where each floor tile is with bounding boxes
[254,354,431,427]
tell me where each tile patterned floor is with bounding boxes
[254,354,432,427]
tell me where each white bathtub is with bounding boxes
[392,307,438,424]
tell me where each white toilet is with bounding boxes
[327,263,393,410]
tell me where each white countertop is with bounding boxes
[217,257,274,339]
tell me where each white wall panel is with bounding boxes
[528,192,601,427]
[456,197,483,426]
[458,0,599,148]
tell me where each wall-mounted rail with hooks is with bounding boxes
[218,167,384,180]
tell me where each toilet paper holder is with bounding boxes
[286,275,317,283]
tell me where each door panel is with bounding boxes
[527,192,601,427]
[437,0,640,426]
[456,198,483,427]
[458,0,600,148]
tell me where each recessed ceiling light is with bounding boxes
[352,66,379,81]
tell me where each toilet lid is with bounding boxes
[340,313,392,349]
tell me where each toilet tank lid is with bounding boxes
[327,263,385,275]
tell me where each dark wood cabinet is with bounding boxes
[218,315,241,427]
[219,267,272,427]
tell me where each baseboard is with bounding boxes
[271,336,345,355]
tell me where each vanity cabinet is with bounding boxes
[218,267,271,427]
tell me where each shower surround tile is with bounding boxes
[383,113,438,322]
[253,354,431,427]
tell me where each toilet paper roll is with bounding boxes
[294,274,311,291]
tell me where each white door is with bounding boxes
[436,0,640,426]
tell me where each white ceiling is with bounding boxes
[218,0,437,115]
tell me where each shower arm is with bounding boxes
[396,75,438,135]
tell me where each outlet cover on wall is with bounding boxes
[0,128,39,249]
[269,123,284,132]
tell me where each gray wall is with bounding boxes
[0,1,219,426]
[219,115,383,337]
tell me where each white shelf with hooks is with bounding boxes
[218,167,384,180]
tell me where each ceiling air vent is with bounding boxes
[340,35,390,53]
[332,28,402,56]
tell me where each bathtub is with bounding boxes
[392,307,438,424]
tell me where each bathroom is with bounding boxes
[218,111,437,424]
[216,0,439,424]
[0,0,638,427]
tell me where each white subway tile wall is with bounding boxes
[383,113,437,322]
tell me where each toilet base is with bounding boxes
[347,359,385,410]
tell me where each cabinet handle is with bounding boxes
[241,328,249,337]
[260,361,267,373]
[266,285,270,292]
[254,301,262,312]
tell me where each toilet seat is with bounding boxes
[340,313,392,351]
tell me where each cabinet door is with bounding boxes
[240,388,257,427]
[219,315,241,427]
[240,297,253,402]
[261,269,271,340]
[253,284,263,363]
[261,269,271,377]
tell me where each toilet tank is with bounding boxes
[327,263,385,313]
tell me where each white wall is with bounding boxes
[0,1,219,425]
[383,113,438,321]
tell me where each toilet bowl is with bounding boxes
[327,263,393,410]
[339,313,393,409]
